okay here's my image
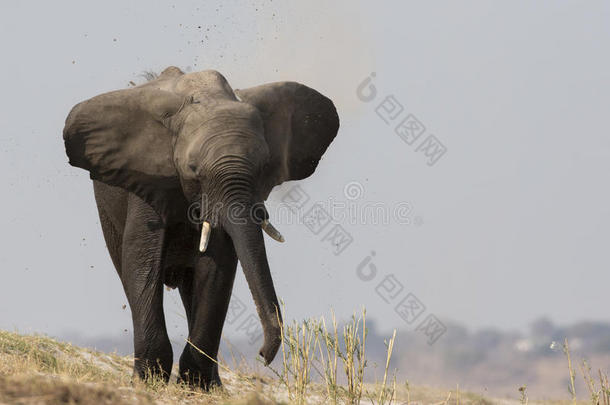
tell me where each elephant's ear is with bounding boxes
[235,82,339,197]
[63,87,188,219]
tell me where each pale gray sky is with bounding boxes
[1,0,609,346]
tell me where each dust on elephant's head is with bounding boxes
[63,66,340,365]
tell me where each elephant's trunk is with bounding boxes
[224,216,282,364]
[198,153,282,364]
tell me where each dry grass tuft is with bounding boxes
[562,338,610,405]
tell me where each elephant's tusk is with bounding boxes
[261,219,285,243]
[199,221,211,252]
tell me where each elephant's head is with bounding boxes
[63,67,339,364]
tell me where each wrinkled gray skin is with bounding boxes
[62,67,339,388]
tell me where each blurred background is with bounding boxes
[1,0,609,399]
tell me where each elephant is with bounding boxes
[62,66,339,388]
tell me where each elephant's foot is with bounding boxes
[178,348,222,390]
[133,354,172,384]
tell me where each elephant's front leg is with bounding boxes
[178,228,237,389]
[122,193,172,382]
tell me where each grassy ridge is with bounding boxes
[0,313,603,404]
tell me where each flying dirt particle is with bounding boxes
[124,329,128,332]
[113,38,117,42]
[122,304,127,310]
[71,60,75,64]
[128,81,136,86]
[89,265,94,269]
